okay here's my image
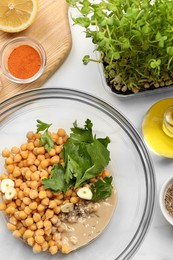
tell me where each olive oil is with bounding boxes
[142,98,173,158]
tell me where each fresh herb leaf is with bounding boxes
[40,130,54,152]
[42,119,113,201]
[42,163,69,192]
[69,118,93,143]
[36,120,54,152]
[36,120,52,132]
[90,177,113,201]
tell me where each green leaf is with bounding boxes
[69,118,93,143]
[36,120,54,152]
[90,177,113,201]
[39,130,54,152]
[36,120,52,132]
[42,163,69,192]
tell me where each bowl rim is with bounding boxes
[0,36,46,84]
[159,175,173,225]
[0,87,156,260]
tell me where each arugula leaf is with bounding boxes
[90,177,113,201]
[42,163,69,192]
[36,120,54,152]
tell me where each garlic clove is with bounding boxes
[5,186,16,200]
[0,178,15,193]
[61,203,74,213]
[77,187,93,200]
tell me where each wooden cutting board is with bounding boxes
[0,0,72,102]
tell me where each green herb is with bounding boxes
[68,0,173,93]
[42,119,113,200]
[42,163,70,192]
[36,120,54,152]
[90,176,113,201]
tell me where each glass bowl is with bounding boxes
[0,88,156,260]
[0,36,46,84]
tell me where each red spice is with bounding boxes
[8,45,41,80]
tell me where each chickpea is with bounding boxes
[13,230,22,238]
[11,146,20,154]
[26,158,34,166]
[20,143,27,151]
[70,197,79,204]
[25,170,32,180]
[5,157,13,165]
[0,203,6,211]
[49,245,58,255]
[36,220,44,229]
[42,241,49,251]
[50,215,59,225]
[18,227,26,236]
[6,165,15,174]
[26,131,34,140]
[48,148,56,157]
[65,189,73,197]
[24,206,32,215]
[55,145,62,154]
[23,197,31,206]
[29,180,39,190]
[30,224,37,231]
[27,237,34,246]
[54,206,61,214]
[40,159,50,169]
[35,235,44,245]
[50,156,59,165]
[33,213,41,223]
[7,223,16,231]
[0,173,8,180]
[23,230,34,239]
[29,202,38,210]
[30,165,37,173]
[42,197,49,206]
[6,205,15,215]
[34,159,40,166]
[2,148,10,157]
[43,220,52,230]
[23,187,31,197]
[35,229,44,236]
[61,244,70,254]
[25,217,34,227]
[15,179,23,188]
[45,209,54,219]
[46,189,53,198]
[29,189,38,199]
[20,182,27,190]
[30,172,40,181]
[13,154,22,163]
[33,243,42,253]
[39,190,47,200]
[20,151,29,159]
[9,216,18,225]
[49,200,57,209]
[37,204,45,212]
[27,142,34,151]
[37,155,45,161]
[19,211,27,220]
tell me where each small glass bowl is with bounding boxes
[0,36,46,84]
[159,175,173,225]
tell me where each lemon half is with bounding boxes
[0,0,38,33]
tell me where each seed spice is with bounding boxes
[164,183,173,217]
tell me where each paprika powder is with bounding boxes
[8,45,41,79]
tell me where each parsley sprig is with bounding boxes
[36,120,54,152]
[42,119,113,201]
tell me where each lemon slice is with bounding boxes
[0,0,38,33]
